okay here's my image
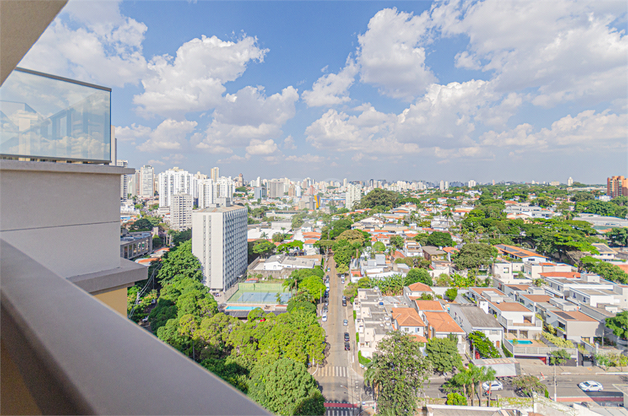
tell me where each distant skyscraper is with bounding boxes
[345,184,362,210]
[171,193,193,231]
[117,160,128,200]
[198,179,214,209]
[211,167,220,182]
[158,168,195,208]
[467,180,477,188]
[254,187,267,200]
[607,176,627,198]
[140,165,155,197]
[567,177,573,187]
[439,180,445,192]
[192,205,248,291]
[268,180,284,198]
[492,179,496,185]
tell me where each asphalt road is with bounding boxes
[314,256,362,405]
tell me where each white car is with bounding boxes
[482,381,503,392]
[343,319,348,326]
[322,315,328,322]
[578,381,603,392]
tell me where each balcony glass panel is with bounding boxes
[0,68,111,162]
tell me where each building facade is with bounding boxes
[607,176,627,198]
[198,179,214,209]
[345,183,362,210]
[192,205,248,291]
[158,168,195,208]
[171,193,193,231]
[139,165,154,198]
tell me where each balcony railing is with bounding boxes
[498,315,542,329]
[0,68,111,163]
[503,339,577,357]
[0,239,268,415]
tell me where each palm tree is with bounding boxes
[282,276,298,293]
[452,366,473,405]
[472,365,497,407]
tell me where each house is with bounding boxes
[494,244,547,263]
[468,287,508,304]
[518,294,552,313]
[544,310,602,344]
[422,246,446,261]
[404,282,434,297]
[591,243,618,261]
[420,311,466,353]
[392,308,426,340]
[449,304,504,349]
[404,241,423,257]
[413,300,445,313]
[486,301,542,339]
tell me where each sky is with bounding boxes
[19,0,628,184]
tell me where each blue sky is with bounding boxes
[20,0,628,183]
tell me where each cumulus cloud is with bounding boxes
[136,119,197,152]
[481,109,628,149]
[357,8,437,100]
[283,136,297,149]
[302,57,358,107]
[286,154,327,163]
[115,123,151,144]
[134,35,268,118]
[196,86,299,151]
[246,139,279,155]
[435,0,628,106]
[19,0,148,87]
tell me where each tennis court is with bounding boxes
[227,283,292,304]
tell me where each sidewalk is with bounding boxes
[518,360,627,378]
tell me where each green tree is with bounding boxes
[336,229,366,246]
[581,256,628,284]
[609,228,628,246]
[427,231,454,248]
[248,358,324,416]
[444,288,458,301]
[357,188,400,210]
[129,218,153,231]
[364,332,432,416]
[336,263,349,274]
[468,331,500,358]
[405,268,432,286]
[426,337,462,374]
[390,235,405,250]
[272,232,285,242]
[372,241,386,253]
[300,275,326,302]
[606,311,628,340]
[512,375,546,397]
[550,349,570,366]
[454,243,496,271]
[156,240,203,284]
[253,240,276,258]
[446,393,467,406]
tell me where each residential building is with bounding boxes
[449,304,504,349]
[139,164,155,197]
[120,231,152,259]
[420,311,466,353]
[607,175,627,198]
[567,177,573,186]
[158,167,195,208]
[345,183,362,210]
[487,300,542,339]
[171,193,193,231]
[117,159,128,199]
[268,180,284,198]
[210,166,219,182]
[495,244,547,263]
[392,308,427,345]
[544,310,601,344]
[198,179,214,209]
[468,179,477,187]
[192,205,248,291]
[254,186,267,200]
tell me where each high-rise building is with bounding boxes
[467,180,477,188]
[607,176,628,198]
[192,205,248,291]
[215,177,235,199]
[158,168,195,208]
[210,167,220,182]
[171,193,193,231]
[140,165,155,198]
[117,160,128,200]
[345,184,362,210]
[254,187,267,200]
[567,177,573,187]
[198,179,214,209]
[268,180,284,198]
[439,180,445,192]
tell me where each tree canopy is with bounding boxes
[606,311,628,340]
[357,188,400,210]
[427,231,454,248]
[454,243,496,271]
[426,337,461,374]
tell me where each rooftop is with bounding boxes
[414,300,444,311]
[392,308,425,327]
[423,311,465,333]
[451,305,502,328]
[489,301,533,312]
[495,244,546,259]
[197,205,246,213]
[554,311,598,322]
[407,282,433,292]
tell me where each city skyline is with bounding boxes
[19,0,628,182]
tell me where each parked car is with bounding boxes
[322,315,327,322]
[482,381,504,392]
[342,299,347,307]
[341,277,345,284]
[343,319,348,326]
[344,342,350,351]
[579,381,603,392]
[344,332,350,342]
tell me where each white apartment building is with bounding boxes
[139,165,154,198]
[215,177,235,199]
[158,168,195,208]
[345,183,362,210]
[198,179,214,209]
[170,193,193,231]
[192,205,248,291]
[210,167,219,182]
[117,160,128,200]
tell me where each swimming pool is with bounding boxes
[225,306,258,311]
[510,339,532,345]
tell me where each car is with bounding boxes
[342,299,347,306]
[343,319,348,326]
[322,315,328,322]
[579,381,603,392]
[482,381,503,392]
[342,295,346,300]
[341,278,345,284]
[344,342,350,351]
[344,332,350,342]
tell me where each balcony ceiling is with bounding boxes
[0,0,67,85]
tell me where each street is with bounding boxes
[314,255,365,411]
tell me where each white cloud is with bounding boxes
[217,154,250,163]
[357,8,437,100]
[286,154,327,163]
[435,0,628,107]
[146,159,165,166]
[246,139,279,155]
[115,123,151,144]
[134,35,268,118]
[283,136,297,150]
[20,0,148,87]
[196,86,299,151]
[481,109,628,149]
[136,119,197,152]
[302,57,358,107]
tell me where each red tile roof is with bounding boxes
[539,272,581,279]
[407,282,433,292]
[413,300,443,311]
[423,311,464,334]
[392,308,425,327]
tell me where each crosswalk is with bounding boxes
[325,409,355,416]
[316,366,348,378]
